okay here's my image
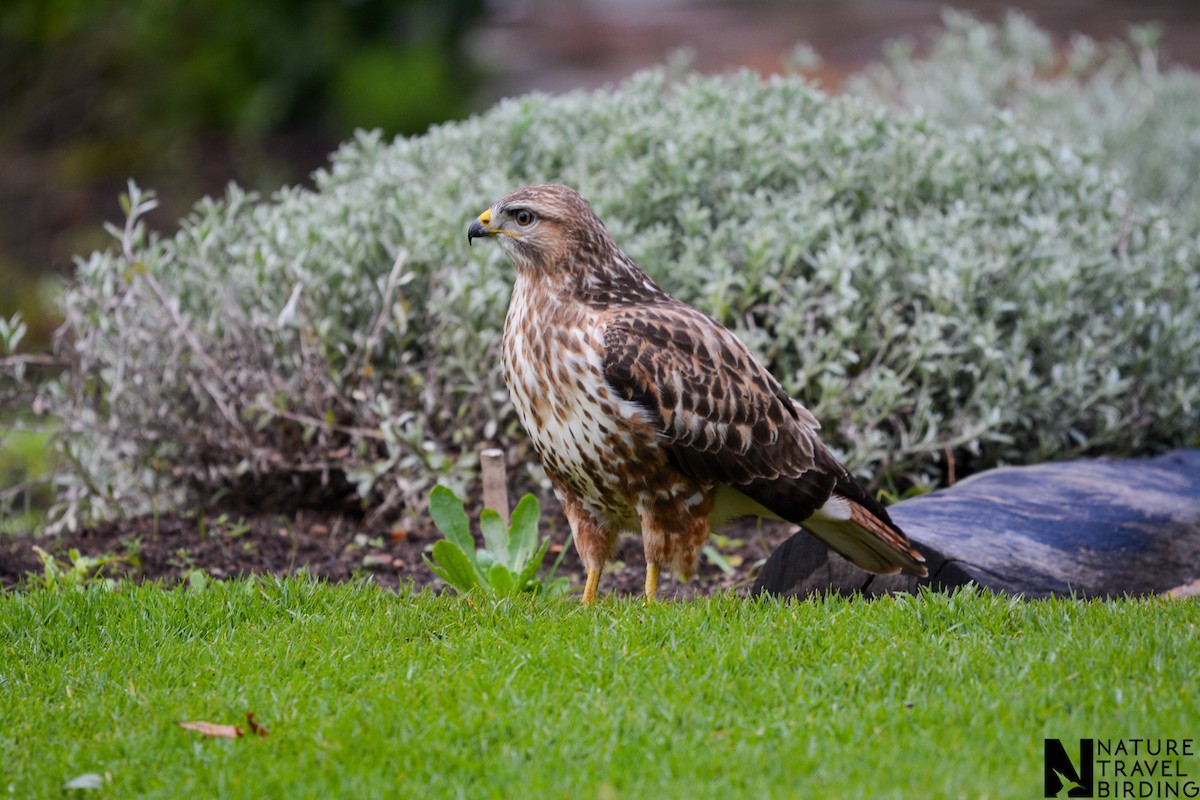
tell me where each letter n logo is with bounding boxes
[1044,738,1094,797]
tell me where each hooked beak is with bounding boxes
[467,208,496,246]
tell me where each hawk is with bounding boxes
[468,184,926,602]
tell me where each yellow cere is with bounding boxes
[478,209,491,226]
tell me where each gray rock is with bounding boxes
[752,450,1200,598]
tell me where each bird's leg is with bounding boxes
[582,568,601,604]
[559,496,615,605]
[645,563,660,601]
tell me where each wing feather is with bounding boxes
[602,300,926,577]
[603,302,821,498]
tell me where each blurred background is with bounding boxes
[3,0,1200,348]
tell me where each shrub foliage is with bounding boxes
[848,11,1200,229]
[45,49,1200,526]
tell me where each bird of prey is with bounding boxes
[468,184,926,602]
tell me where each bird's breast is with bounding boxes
[501,285,657,521]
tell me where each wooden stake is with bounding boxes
[480,448,509,524]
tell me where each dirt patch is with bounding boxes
[0,506,798,599]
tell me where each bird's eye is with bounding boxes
[514,209,535,226]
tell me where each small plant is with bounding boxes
[424,485,569,597]
[28,545,125,591]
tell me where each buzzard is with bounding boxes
[468,184,926,602]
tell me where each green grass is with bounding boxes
[1,580,1196,798]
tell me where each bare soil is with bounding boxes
[0,506,797,599]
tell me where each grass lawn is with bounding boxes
[1,579,1196,798]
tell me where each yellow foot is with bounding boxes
[582,569,601,604]
[645,563,660,602]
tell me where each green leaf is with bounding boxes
[515,538,550,591]
[186,570,209,593]
[702,545,736,575]
[425,540,483,593]
[488,562,516,595]
[422,555,452,586]
[475,549,496,571]
[479,508,510,566]
[508,494,540,569]
[429,485,474,564]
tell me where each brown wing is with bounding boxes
[602,301,839,522]
[602,301,927,577]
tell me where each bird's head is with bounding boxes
[467,184,615,278]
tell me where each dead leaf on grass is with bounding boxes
[178,720,243,739]
[178,712,269,739]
